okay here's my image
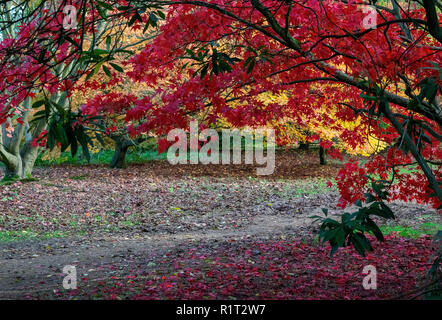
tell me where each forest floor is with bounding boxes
[0,150,440,299]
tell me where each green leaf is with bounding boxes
[96,5,107,20]
[93,61,105,75]
[93,49,109,56]
[32,100,46,109]
[31,110,47,119]
[379,202,395,219]
[350,233,372,256]
[149,12,158,27]
[246,60,255,74]
[242,56,254,69]
[365,217,384,242]
[106,36,111,50]
[70,137,78,157]
[200,64,209,79]
[143,21,150,33]
[109,62,124,72]
[76,127,91,162]
[335,228,346,247]
[219,59,232,72]
[156,10,165,19]
[186,48,196,59]
[379,120,388,129]
[212,62,219,75]
[64,36,80,49]
[419,77,438,103]
[363,193,376,203]
[95,133,105,147]
[128,12,142,26]
[322,228,339,242]
[103,65,112,77]
[371,181,388,199]
[96,1,113,10]
[85,68,96,81]
[360,94,379,101]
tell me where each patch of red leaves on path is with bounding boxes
[50,235,436,300]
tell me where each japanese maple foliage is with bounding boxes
[117,0,441,209]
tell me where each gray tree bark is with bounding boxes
[0,98,47,180]
[319,146,327,165]
[110,136,136,169]
[299,142,309,150]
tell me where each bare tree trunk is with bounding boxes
[3,155,22,180]
[110,136,135,169]
[0,148,38,180]
[319,146,327,165]
[1,140,42,180]
[299,142,309,150]
[20,117,47,178]
[111,142,129,169]
[1,140,44,180]
[0,98,46,180]
[20,143,42,178]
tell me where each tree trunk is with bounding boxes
[20,143,41,178]
[299,142,309,150]
[0,79,66,181]
[2,148,41,180]
[0,102,46,181]
[319,146,327,165]
[110,136,135,169]
[3,156,22,180]
[111,143,129,169]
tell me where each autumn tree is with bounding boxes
[114,0,439,199]
[0,0,159,177]
[71,25,158,168]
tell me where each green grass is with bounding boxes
[1,175,39,185]
[34,135,282,167]
[380,222,442,239]
[0,229,67,242]
[69,174,89,180]
[311,222,441,245]
[35,148,167,166]
[280,178,335,198]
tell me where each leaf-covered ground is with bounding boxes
[1,150,342,238]
[44,236,437,300]
[0,150,440,299]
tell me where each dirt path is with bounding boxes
[0,193,438,299]
[0,209,316,299]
